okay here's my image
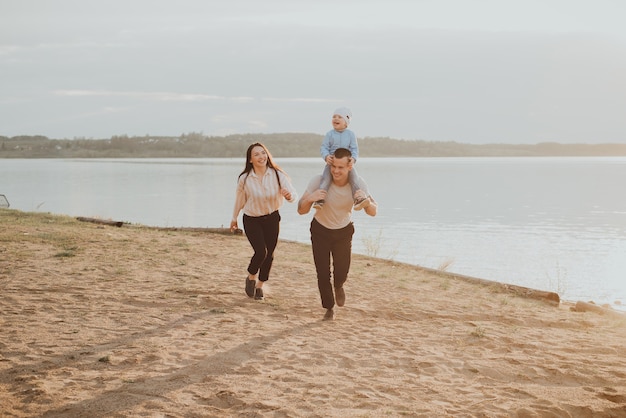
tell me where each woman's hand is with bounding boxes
[281,188,293,201]
[230,220,238,232]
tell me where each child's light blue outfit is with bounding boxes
[319,128,367,196]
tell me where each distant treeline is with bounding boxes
[2,133,626,158]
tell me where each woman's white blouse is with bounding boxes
[232,168,297,221]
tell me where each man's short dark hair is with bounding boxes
[333,148,352,159]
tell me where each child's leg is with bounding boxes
[319,165,331,191]
[349,167,371,210]
[348,167,369,197]
[313,165,332,208]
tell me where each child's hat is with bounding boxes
[334,107,352,126]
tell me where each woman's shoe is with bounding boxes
[254,288,264,300]
[245,277,255,298]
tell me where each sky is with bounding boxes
[1,0,626,144]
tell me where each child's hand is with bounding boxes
[325,155,333,165]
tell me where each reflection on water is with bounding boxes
[2,157,625,308]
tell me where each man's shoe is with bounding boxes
[323,308,335,321]
[254,288,264,300]
[245,277,255,298]
[335,287,345,307]
[353,197,371,211]
[313,200,324,210]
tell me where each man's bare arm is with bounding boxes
[364,197,378,217]
[298,189,327,215]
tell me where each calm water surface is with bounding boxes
[2,157,625,309]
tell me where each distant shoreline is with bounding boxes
[3,133,626,158]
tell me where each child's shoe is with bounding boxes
[313,200,324,210]
[353,197,371,211]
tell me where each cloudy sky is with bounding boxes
[2,0,626,144]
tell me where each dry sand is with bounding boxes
[1,209,625,417]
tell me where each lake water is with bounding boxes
[2,157,625,309]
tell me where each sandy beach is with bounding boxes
[1,209,625,417]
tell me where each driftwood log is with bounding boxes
[151,226,242,236]
[76,217,124,227]
[418,266,561,305]
[76,216,239,235]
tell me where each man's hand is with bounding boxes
[353,189,367,201]
[310,189,327,202]
[298,189,327,214]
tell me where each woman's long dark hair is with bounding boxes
[238,142,287,186]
